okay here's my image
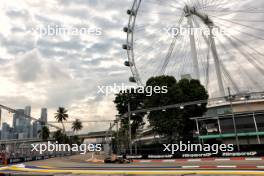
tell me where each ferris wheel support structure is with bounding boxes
[184,5,225,96]
[185,8,200,80]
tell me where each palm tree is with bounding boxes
[38,126,50,141]
[72,119,83,134]
[54,107,69,133]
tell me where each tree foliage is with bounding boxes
[54,107,69,132]
[72,119,83,133]
[145,76,208,142]
[38,126,50,141]
[114,89,146,139]
[113,75,208,145]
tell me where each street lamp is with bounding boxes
[127,100,132,155]
[227,87,240,151]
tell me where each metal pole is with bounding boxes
[115,119,119,154]
[109,122,112,155]
[135,141,137,155]
[228,87,240,151]
[217,117,222,134]
[252,112,261,144]
[128,101,132,155]
[195,119,201,144]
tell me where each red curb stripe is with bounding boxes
[230,157,246,160]
[237,166,257,169]
[201,158,215,161]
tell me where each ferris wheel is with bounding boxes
[123,0,264,98]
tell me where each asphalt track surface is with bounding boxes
[0,155,264,175]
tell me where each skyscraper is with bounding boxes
[1,122,13,140]
[24,106,31,116]
[32,121,41,138]
[12,109,31,139]
[24,106,32,138]
[40,108,47,125]
[0,108,2,128]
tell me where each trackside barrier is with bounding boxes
[2,153,76,165]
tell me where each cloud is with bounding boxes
[15,49,43,82]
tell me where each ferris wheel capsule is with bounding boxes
[122,44,132,50]
[129,77,136,83]
[124,61,133,67]
[127,9,136,16]
[123,27,132,33]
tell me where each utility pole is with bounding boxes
[228,87,240,151]
[127,101,132,155]
[115,116,120,154]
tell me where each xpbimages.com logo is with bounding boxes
[31,141,102,154]
[164,25,227,38]
[97,83,168,96]
[163,142,234,154]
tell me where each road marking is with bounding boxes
[246,158,263,161]
[139,160,151,163]
[215,158,230,161]
[182,166,200,168]
[187,159,201,162]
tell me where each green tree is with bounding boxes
[145,76,208,142]
[72,119,83,133]
[69,135,83,146]
[54,107,69,133]
[53,129,68,143]
[38,126,50,141]
[114,89,146,139]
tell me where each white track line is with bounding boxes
[139,160,151,163]
[182,166,200,168]
[245,157,263,161]
[215,158,230,161]
[187,159,201,162]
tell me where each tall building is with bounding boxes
[24,106,31,116]
[1,122,13,140]
[0,108,2,128]
[13,109,31,139]
[24,106,32,138]
[13,109,24,129]
[32,121,41,138]
[40,108,47,125]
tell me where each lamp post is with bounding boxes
[227,87,240,151]
[127,101,132,155]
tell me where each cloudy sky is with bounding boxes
[0,0,133,132]
[0,0,263,132]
